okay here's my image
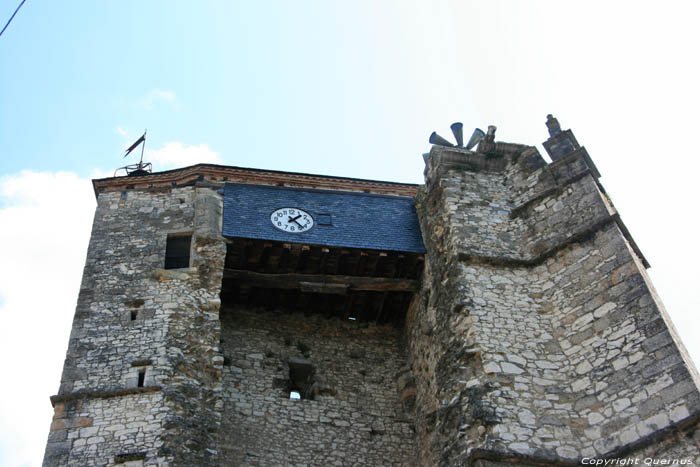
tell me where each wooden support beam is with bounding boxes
[247,241,264,265]
[364,252,379,276]
[286,243,302,273]
[266,244,284,273]
[300,282,348,295]
[374,292,388,324]
[223,268,419,292]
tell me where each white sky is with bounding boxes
[1,2,699,465]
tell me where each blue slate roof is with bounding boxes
[223,183,425,253]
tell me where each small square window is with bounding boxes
[165,235,191,269]
[317,214,332,226]
[288,357,314,400]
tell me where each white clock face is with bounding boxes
[270,207,314,233]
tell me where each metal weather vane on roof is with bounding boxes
[114,130,153,177]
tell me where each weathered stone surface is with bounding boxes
[43,119,700,466]
[42,186,225,466]
[407,138,700,465]
[218,307,414,466]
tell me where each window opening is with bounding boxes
[130,310,138,321]
[114,452,146,466]
[137,369,146,388]
[288,357,314,400]
[165,235,191,269]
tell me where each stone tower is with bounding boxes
[43,117,700,466]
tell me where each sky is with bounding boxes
[1,1,699,465]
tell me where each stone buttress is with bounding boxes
[407,119,700,466]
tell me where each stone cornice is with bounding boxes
[92,163,420,198]
[467,412,700,466]
[458,213,650,269]
[50,386,162,407]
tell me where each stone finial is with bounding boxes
[477,126,497,153]
[543,114,580,161]
[485,125,496,141]
[546,114,562,137]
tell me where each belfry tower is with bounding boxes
[44,117,700,466]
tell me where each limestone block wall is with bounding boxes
[44,185,226,466]
[218,306,415,466]
[48,393,169,466]
[44,133,700,466]
[408,144,700,466]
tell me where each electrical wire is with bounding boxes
[0,0,27,38]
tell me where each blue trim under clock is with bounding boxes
[222,183,426,253]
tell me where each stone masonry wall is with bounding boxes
[44,185,226,466]
[218,305,416,466]
[48,393,169,466]
[407,144,700,466]
[45,131,700,466]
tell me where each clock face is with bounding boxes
[270,207,314,233]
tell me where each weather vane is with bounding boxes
[114,130,152,177]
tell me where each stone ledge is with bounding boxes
[151,267,196,281]
[510,147,600,220]
[509,169,594,219]
[603,412,700,460]
[548,146,601,179]
[426,147,511,178]
[469,447,580,466]
[468,411,700,466]
[50,386,162,407]
[458,215,619,268]
[461,211,649,269]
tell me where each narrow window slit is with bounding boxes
[130,310,138,321]
[137,369,146,388]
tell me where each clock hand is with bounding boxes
[288,216,304,228]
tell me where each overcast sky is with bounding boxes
[1,2,699,465]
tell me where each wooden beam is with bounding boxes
[374,292,388,324]
[299,282,348,295]
[223,268,419,292]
